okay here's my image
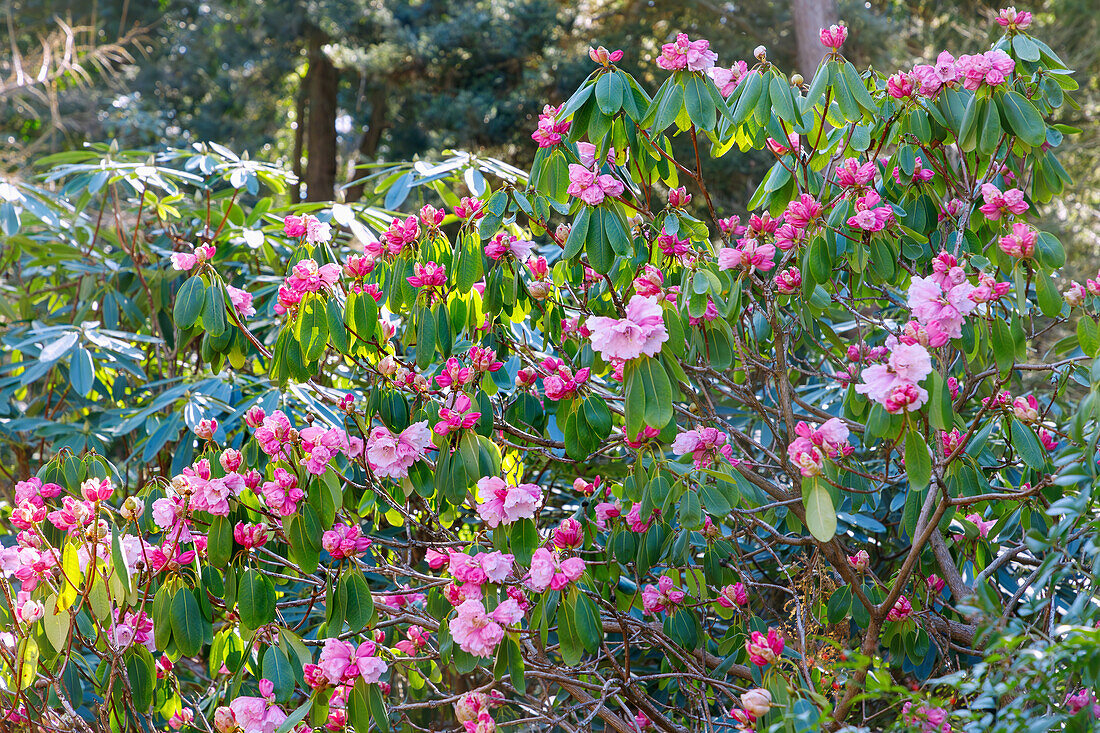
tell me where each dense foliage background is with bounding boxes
[1,2,1100,733]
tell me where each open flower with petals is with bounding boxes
[366,421,433,478]
[587,295,668,361]
[527,547,586,592]
[475,477,543,527]
[450,598,524,657]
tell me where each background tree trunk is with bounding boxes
[344,86,389,203]
[304,32,338,202]
[791,0,837,78]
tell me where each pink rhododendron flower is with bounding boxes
[887,71,917,98]
[317,638,388,685]
[746,629,784,665]
[893,155,935,184]
[956,49,1015,90]
[908,273,977,342]
[718,582,748,608]
[407,261,447,289]
[965,513,997,538]
[886,595,913,621]
[672,427,734,468]
[366,420,433,478]
[718,238,777,272]
[836,158,876,188]
[532,104,570,148]
[847,190,894,232]
[322,524,372,560]
[553,518,584,549]
[708,62,749,96]
[475,477,543,527]
[979,183,1029,220]
[913,51,958,96]
[856,341,933,412]
[434,394,482,436]
[382,215,420,254]
[527,547,586,592]
[655,33,717,72]
[450,598,523,657]
[819,24,847,49]
[234,522,269,550]
[999,222,1037,258]
[849,550,870,571]
[565,163,624,205]
[589,45,624,66]
[776,267,803,294]
[587,295,668,361]
[642,576,686,614]
[996,7,1032,29]
[170,244,216,271]
[741,688,773,718]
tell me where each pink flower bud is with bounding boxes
[194,418,218,440]
[741,688,773,718]
[553,518,584,549]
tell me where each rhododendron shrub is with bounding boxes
[1,13,1099,733]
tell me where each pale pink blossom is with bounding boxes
[475,477,543,527]
[587,295,668,361]
[366,421,433,478]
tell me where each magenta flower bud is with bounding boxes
[219,448,243,473]
[718,582,748,608]
[819,23,848,49]
[886,595,913,621]
[213,707,237,733]
[244,406,266,428]
[848,549,870,571]
[194,418,218,440]
[553,518,584,549]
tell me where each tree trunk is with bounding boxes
[304,32,338,203]
[291,75,307,204]
[791,0,836,78]
[344,87,389,203]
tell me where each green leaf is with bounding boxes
[572,593,602,653]
[999,90,1047,146]
[770,74,796,122]
[1035,231,1066,269]
[585,207,614,274]
[69,345,94,396]
[639,356,673,428]
[207,515,233,569]
[1078,316,1100,356]
[683,72,716,131]
[1012,34,1041,62]
[174,275,206,329]
[803,477,836,542]
[595,71,624,115]
[826,586,853,625]
[237,568,276,630]
[1011,418,1047,469]
[840,61,876,114]
[991,318,1015,376]
[563,207,591,260]
[170,588,204,656]
[204,283,227,337]
[1035,270,1063,317]
[295,296,329,362]
[342,571,375,632]
[905,430,932,492]
[731,70,763,125]
[262,646,294,703]
[124,648,155,712]
[928,372,954,432]
[327,297,350,354]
